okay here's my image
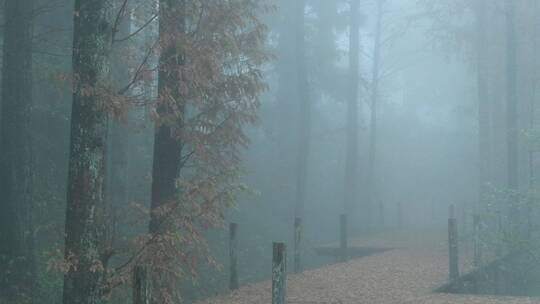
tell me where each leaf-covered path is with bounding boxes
[197,230,540,304]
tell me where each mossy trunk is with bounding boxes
[62,1,113,303]
[0,0,35,302]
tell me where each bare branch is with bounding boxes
[114,14,158,43]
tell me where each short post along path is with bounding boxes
[197,230,540,304]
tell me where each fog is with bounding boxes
[0,0,539,303]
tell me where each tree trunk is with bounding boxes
[368,0,383,228]
[148,0,185,302]
[0,0,35,302]
[344,0,360,217]
[294,0,310,274]
[527,0,539,238]
[475,0,490,213]
[62,1,113,303]
[105,0,132,252]
[505,0,518,221]
[105,120,129,244]
[149,0,185,234]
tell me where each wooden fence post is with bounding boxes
[397,202,403,229]
[229,223,239,290]
[473,214,481,266]
[461,204,466,231]
[448,205,459,282]
[272,242,286,304]
[133,265,149,304]
[527,199,533,240]
[495,209,502,258]
[340,214,348,262]
[294,217,302,273]
[379,201,385,229]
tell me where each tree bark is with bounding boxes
[0,0,35,302]
[62,1,113,303]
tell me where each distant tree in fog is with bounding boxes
[0,1,36,302]
[293,0,311,273]
[344,0,361,217]
[504,0,518,216]
[473,0,490,213]
[368,0,385,227]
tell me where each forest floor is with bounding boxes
[197,229,540,304]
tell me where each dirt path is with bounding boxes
[197,230,540,304]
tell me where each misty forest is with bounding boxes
[5,0,540,303]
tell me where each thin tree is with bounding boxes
[528,1,538,187]
[344,0,361,217]
[0,0,35,302]
[505,0,518,221]
[368,0,384,227]
[105,0,133,254]
[294,0,311,274]
[474,0,490,213]
[526,0,539,237]
[62,0,113,303]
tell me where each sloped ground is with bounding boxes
[197,230,540,304]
